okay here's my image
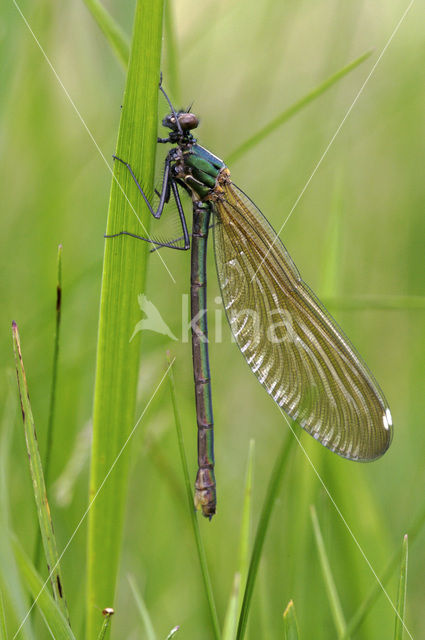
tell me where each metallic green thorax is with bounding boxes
[178,144,225,200]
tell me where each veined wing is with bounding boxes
[212,180,392,460]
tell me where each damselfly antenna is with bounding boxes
[159,76,183,136]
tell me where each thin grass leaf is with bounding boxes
[128,575,156,640]
[236,432,295,640]
[0,593,7,640]
[82,0,129,68]
[12,322,69,623]
[310,505,347,639]
[222,573,240,640]
[86,3,164,638]
[238,440,255,600]
[283,600,299,640]
[12,539,76,640]
[227,51,372,164]
[167,355,221,640]
[34,244,63,573]
[96,608,114,640]
[394,535,408,640]
[0,384,34,640]
[322,295,425,312]
[345,505,425,637]
[163,0,180,104]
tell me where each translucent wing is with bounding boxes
[212,181,392,460]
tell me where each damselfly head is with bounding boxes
[162,111,199,133]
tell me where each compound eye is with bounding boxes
[178,113,199,131]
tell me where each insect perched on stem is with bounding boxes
[107,80,393,519]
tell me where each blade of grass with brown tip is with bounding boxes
[96,609,114,640]
[12,322,69,624]
[12,539,76,640]
[34,244,63,574]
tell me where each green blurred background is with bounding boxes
[1,0,424,638]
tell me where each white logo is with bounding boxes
[130,294,178,342]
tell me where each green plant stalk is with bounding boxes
[283,600,300,640]
[0,385,34,640]
[237,440,255,613]
[128,575,157,640]
[227,51,372,164]
[12,322,69,624]
[222,573,240,640]
[86,2,164,639]
[12,539,76,640]
[168,356,221,640]
[310,505,347,639]
[236,432,294,640]
[82,0,130,68]
[0,592,7,640]
[394,535,408,640]
[96,609,114,640]
[34,244,63,573]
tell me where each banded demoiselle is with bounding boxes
[107,82,393,519]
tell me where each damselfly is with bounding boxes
[107,82,393,518]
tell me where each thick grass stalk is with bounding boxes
[86,2,164,639]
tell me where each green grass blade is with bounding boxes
[12,539,76,640]
[236,432,295,640]
[0,593,7,640]
[128,575,157,640]
[96,609,114,640]
[12,322,69,623]
[82,0,130,68]
[44,244,63,488]
[310,505,347,639]
[86,2,164,638]
[0,384,34,640]
[394,535,408,640]
[227,51,372,164]
[346,505,425,637]
[34,244,63,572]
[167,355,221,640]
[238,440,255,601]
[163,0,180,104]
[283,600,300,640]
[322,295,425,311]
[222,573,240,640]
